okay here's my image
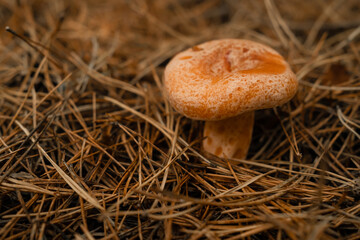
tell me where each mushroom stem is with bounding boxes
[203,111,254,159]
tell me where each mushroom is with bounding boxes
[163,39,298,159]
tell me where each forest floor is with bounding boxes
[0,0,360,239]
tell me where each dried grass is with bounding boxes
[0,0,360,239]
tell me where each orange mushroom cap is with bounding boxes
[164,39,298,121]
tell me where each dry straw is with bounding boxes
[0,0,359,239]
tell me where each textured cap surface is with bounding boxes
[163,39,298,120]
